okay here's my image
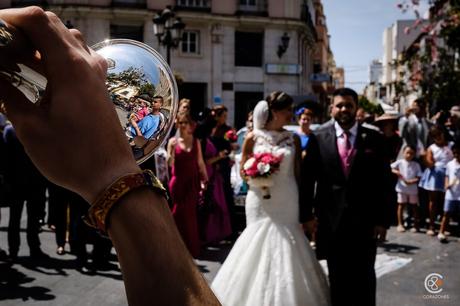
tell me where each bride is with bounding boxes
[211,92,330,306]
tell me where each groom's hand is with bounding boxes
[303,219,318,236]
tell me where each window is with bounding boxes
[240,0,256,5]
[239,0,267,13]
[313,62,322,74]
[11,0,46,6]
[177,0,210,8]
[235,31,263,67]
[110,25,144,42]
[182,31,200,54]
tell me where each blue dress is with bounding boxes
[295,132,310,152]
[419,144,453,191]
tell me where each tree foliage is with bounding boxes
[397,0,460,114]
[358,96,384,116]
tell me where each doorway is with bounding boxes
[234,91,264,129]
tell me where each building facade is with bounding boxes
[6,0,324,128]
[380,19,427,110]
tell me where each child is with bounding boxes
[391,145,422,232]
[419,125,454,236]
[438,142,460,241]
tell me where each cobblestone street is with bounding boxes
[0,207,458,305]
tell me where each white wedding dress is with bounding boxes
[212,129,330,306]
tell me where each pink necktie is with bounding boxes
[338,131,353,176]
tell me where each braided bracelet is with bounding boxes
[84,169,168,235]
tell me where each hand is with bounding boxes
[0,8,140,203]
[218,150,228,159]
[302,219,318,236]
[374,226,387,242]
[230,142,239,151]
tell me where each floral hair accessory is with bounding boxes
[295,107,306,116]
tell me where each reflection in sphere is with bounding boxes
[92,39,178,164]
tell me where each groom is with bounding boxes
[301,88,391,306]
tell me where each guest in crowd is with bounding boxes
[211,105,237,239]
[373,113,403,228]
[295,107,315,159]
[194,110,232,245]
[3,124,47,260]
[391,145,423,233]
[419,125,453,236]
[438,142,460,241]
[399,98,432,160]
[167,112,208,257]
[128,96,164,139]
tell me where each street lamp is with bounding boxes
[153,7,186,65]
[277,32,290,58]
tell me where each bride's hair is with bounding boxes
[265,91,293,123]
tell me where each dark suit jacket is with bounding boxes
[300,121,392,258]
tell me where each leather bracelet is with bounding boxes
[84,169,168,235]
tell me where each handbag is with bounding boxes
[198,182,216,214]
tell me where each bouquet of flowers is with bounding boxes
[224,129,238,143]
[243,152,283,199]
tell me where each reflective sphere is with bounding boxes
[92,39,178,164]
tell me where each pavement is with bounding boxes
[0,206,459,306]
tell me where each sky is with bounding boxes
[321,0,429,93]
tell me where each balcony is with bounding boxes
[301,3,317,41]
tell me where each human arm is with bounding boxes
[239,131,255,181]
[445,174,451,190]
[166,137,176,168]
[405,177,420,185]
[0,8,220,305]
[445,168,459,189]
[424,147,435,168]
[206,150,228,165]
[196,139,209,184]
[293,134,302,191]
[130,117,143,136]
[391,168,403,179]
[109,189,218,305]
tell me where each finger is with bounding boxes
[0,8,89,77]
[89,48,108,80]
[0,19,44,75]
[69,28,90,54]
[0,8,68,59]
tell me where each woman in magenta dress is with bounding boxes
[195,115,232,244]
[167,112,208,257]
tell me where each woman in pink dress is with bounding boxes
[167,113,208,257]
[195,115,232,244]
